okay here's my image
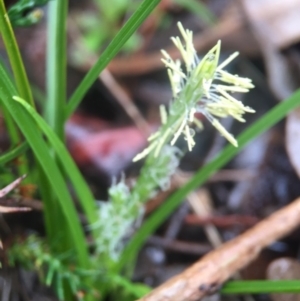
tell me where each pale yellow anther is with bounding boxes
[133,141,158,162]
[160,105,167,125]
[212,119,238,147]
[189,108,196,122]
[154,128,172,157]
[148,132,160,141]
[217,52,239,70]
[217,85,249,93]
[193,118,204,130]
[184,125,195,151]
[161,49,171,60]
[203,79,213,98]
[177,22,189,41]
[171,117,186,145]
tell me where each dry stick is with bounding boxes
[0,175,26,198]
[0,206,31,213]
[0,197,43,211]
[138,196,300,301]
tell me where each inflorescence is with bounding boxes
[133,22,255,162]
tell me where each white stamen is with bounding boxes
[160,105,167,125]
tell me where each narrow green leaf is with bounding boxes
[45,0,67,139]
[0,62,29,178]
[0,142,28,165]
[0,64,89,268]
[0,61,22,144]
[0,0,34,107]
[222,280,300,294]
[14,96,98,228]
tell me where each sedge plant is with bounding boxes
[1,0,300,300]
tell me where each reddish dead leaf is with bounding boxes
[66,113,148,178]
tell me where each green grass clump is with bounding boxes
[1,0,300,300]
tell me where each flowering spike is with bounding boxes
[133,22,255,161]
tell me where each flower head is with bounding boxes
[133,22,254,162]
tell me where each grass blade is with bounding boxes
[45,0,67,139]
[0,142,28,165]
[222,280,300,294]
[0,64,89,268]
[0,0,34,107]
[14,96,98,228]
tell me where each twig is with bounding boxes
[138,197,300,301]
[0,206,31,213]
[0,175,26,198]
[0,197,43,211]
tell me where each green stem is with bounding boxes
[45,0,67,139]
[0,0,34,107]
[222,280,300,294]
[38,168,62,247]
[0,100,19,145]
